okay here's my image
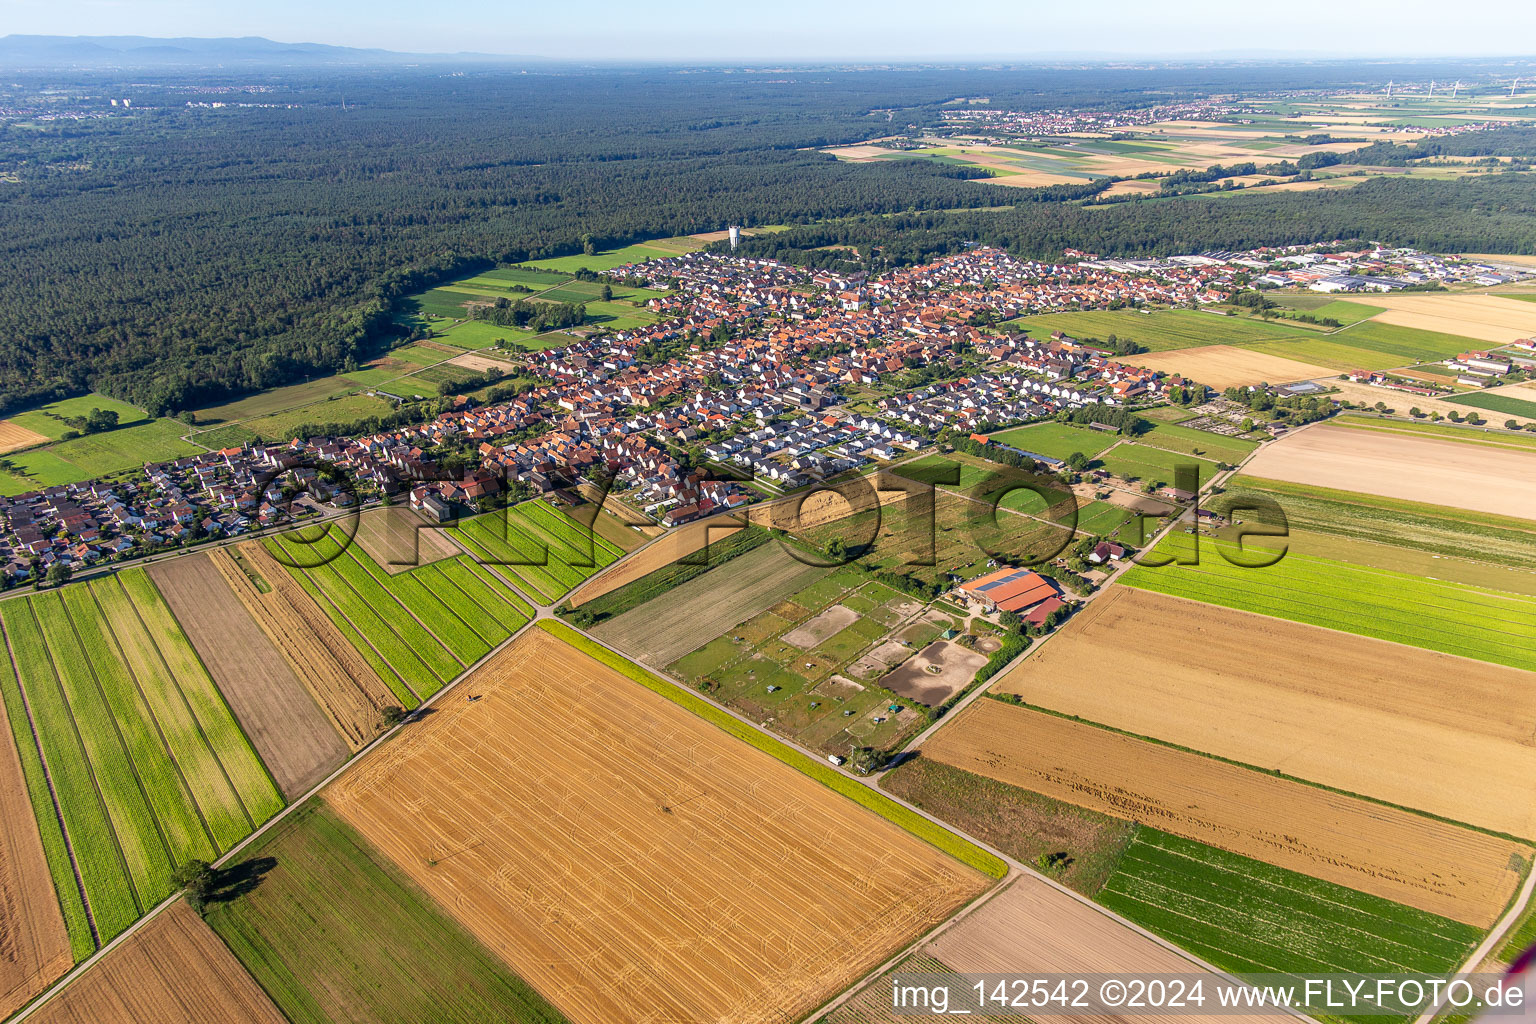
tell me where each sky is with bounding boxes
[6,0,1536,62]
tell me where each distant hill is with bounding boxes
[0,34,533,68]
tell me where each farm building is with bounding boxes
[959,566,1058,613]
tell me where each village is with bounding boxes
[0,239,1513,586]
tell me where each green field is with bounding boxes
[1447,390,1536,418]
[189,377,359,428]
[1222,475,1536,569]
[1007,309,1320,352]
[1100,830,1480,985]
[988,422,1119,460]
[5,393,150,442]
[1246,318,1481,371]
[520,241,684,274]
[568,526,771,623]
[190,392,393,448]
[1137,422,1259,464]
[269,530,533,706]
[1097,442,1218,487]
[0,419,202,495]
[431,320,529,350]
[0,570,282,955]
[1073,500,1134,538]
[205,804,570,1024]
[450,501,625,604]
[1121,532,1536,671]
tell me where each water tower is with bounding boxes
[728,225,741,250]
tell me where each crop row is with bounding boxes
[0,571,282,953]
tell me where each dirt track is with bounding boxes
[151,555,348,797]
[1241,422,1536,518]
[995,587,1536,838]
[922,699,1526,927]
[24,901,285,1024]
[327,628,988,1024]
[0,697,72,1019]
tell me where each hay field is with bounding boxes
[826,876,1292,1024]
[0,420,48,454]
[0,702,72,1017]
[1121,344,1333,387]
[923,700,1525,927]
[1242,422,1536,519]
[327,628,988,1024]
[995,587,1536,838]
[1338,293,1536,344]
[589,543,830,665]
[151,554,348,796]
[25,902,286,1024]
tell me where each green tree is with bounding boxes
[45,563,72,588]
[175,858,217,913]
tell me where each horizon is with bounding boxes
[5,0,1536,63]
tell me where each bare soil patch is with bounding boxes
[782,604,859,648]
[880,640,987,706]
[1326,378,1536,426]
[353,505,459,574]
[1123,344,1334,388]
[1242,422,1536,519]
[447,352,518,374]
[922,699,1526,927]
[997,587,1536,838]
[26,901,286,1024]
[151,554,348,796]
[1341,293,1536,344]
[327,628,988,1024]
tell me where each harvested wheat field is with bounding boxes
[353,505,460,574]
[1123,345,1333,388]
[0,421,47,455]
[326,628,988,1024]
[977,169,1084,188]
[922,700,1525,926]
[0,720,72,1018]
[151,553,348,796]
[826,877,1288,1024]
[25,901,285,1024]
[995,587,1536,838]
[1327,377,1536,425]
[1243,422,1536,519]
[1338,293,1536,344]
[590,543,829,665]
[222,543,394,749]
[448,351,518,374]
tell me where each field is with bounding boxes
[826,874,1293,1024]
[352,504,462,574]
[227,543,397,747]
[3,394,149,441]
[994,586,1536,838]
[1122,532,1536,672]
[1008,309,1322,351]
[589,541,830,665]
[1329,413,1536,451]
[0,419,201,495]
[1220,473,1536,568]
[0,419,49,453]
[267,526,535,706]
[921,699,1527,926]
[149,554,348,797]
[1098,829,1481,978]
[1336,292,1536,345]
[1120,344,1334,388]
[1137,421,1259,463]
[1096,440,1218,487]
[1241,422,1536,519]
[188,392,393,448]
[0,677,72,1015]
[325,627,992,1024]
[25,901,287,1024]
[0,570,284,952]
[1447,389,1536,419]
[987,421,1118,460]
[205,804,569,1024]
[448,500,625,604]
[520,240,692,274]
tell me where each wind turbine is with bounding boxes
[1386,80,1394,97]
[1428,80,1436,98]
[1452,80,1461,98]
[1513,78,1522,98]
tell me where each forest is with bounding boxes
[2,61,1534,416]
